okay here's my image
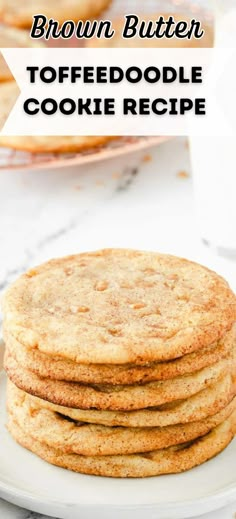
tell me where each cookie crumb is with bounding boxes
[177,170,189,179]
[142,154,152,163]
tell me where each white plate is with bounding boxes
[0,349,236,519]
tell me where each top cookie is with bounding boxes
[2,249,236,365]
[0,0,112,28]
[87,14,214,48]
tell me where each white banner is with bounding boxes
[1,47,236,136]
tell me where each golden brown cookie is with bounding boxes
[0,0,112,28]
[4,351,233,411]
[87,14,214,48]
[3,249,236,365]
[5,325,234,385]
[0,82,115,152]
[7,380,236,456]
[15,374,236,428]
[8,411,236,477]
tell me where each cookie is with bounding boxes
[4,351,233,411]
[15,374,236,428]
[3,249,236,365]
[0,81,20,132]
[0,0,112,28]
[87,14,214,48]
[5,325,234,385]
[0,26,43,82]
[7,381,236,456]
[0,82,115,152]
[8,412,236,477]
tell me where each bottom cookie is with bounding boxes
[8,412,236,478]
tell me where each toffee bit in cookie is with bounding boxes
[70,305,90,314]
[130,303,146,310]
[94,281,109,291]
[26,269,38,277]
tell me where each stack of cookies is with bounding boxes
[3,249,236,478]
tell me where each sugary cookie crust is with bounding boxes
[4,352,233,411]
[7,381,236,456]
[12,374,235,428]
[3,249,236,364]
[5,325,235,385]
[8,412,236,477]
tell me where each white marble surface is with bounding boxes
[0,137,235,519]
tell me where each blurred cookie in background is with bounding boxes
[0,0,112,28]
[0,81,19,131]
[0,26,43,82]
[0,80,116,152]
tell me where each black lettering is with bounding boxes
[188,19,204,39]
[71,67,82,83]
[40,67,57,83]
[192,67,202,83]
[123,98,137,114]
[163,67,177,83]
[139,20,155,39]
[110,67,124,83]
[30,14,46,39]
[93,98,115,115]
[96,67,108,83]
[93,98,102,115]
[41,98,58,115]
[45,19,61,40]
[84,67,95,83]
[76,20,97,39]
[152,99,167,115]
[139,98,150,114]
[59,98,76,115]
[165,16,176,38]
[175,21,188,39]
[195,98,206,114]
[24,98,39,115]
[180,98,193,114]
[96,20,115,39]
[61,21,74,39]
[169,98,178,115]
[126,67,142,83]
[104,98,115,114]
[77,98,93,115]
[123,15,139,38]
[144,67,161,83]
[58,67,69,83]
[26,66,39,83]
[179,66,190,83]
[155,16,166,38]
